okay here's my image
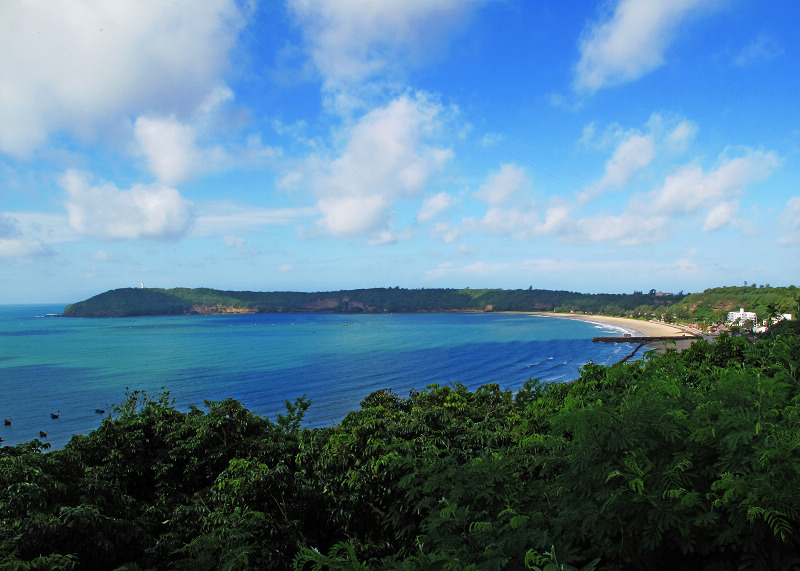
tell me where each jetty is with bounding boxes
[593,334,698,343]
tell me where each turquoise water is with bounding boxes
[0,305,639,448]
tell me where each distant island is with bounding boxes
[63,285,799,327]
[63,286,684,317]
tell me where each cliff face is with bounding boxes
[189,304,257,314]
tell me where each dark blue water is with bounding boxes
[0,305,639,448]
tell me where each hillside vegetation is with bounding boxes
[666,285,799,322]
[2,330,799,569]
[63,287,684,317]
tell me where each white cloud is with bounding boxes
[479,207,540,235]
[416,192,454,224]
[703,200,738,232]
[0,214,54,258]
[580,114,697,200]
[431,221,462,244]
[575,210,669,246]
[652,149,780,217]
[594,133,655,190]
[780,197,800,244]
[192,203,316,237]
[222,236,246,249]
[134,116,199,185]
[663,119,698,153]
[733,33,783,67]
[61,170,194,241]
[0,215,18,239]
[134,88,280,184]
[474,163,530,205]
[288,93,453,238]
[574,0,707,92]
[573,148,779,244]
[0,0,246,156]
[0,238,50,258]
[288,0,482,90]
[534,204,573,237]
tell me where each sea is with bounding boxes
[0,304,641,449]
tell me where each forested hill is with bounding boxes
[666,285,799,322]
[62,287,684,317]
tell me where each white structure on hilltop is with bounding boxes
[727,307,757,326]
[754,314,794,334]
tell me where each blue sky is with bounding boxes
[1,0,798,303]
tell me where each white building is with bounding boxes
[727,307,757,326]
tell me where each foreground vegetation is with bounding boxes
[2,328,800,570]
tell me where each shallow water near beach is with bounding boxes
[0,305,639,448]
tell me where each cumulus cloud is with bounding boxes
[134,88,281,184]
[663,119,698,153]
[288,93,453,238]
[594,133,655,190]
[134,116,199,185]
[416,192,455,224]
[703,201,739,232]
[0,238,50,258]
[652,149,780,217]
[780,197,800,244]
[580,114,697,202]
[0,0,246,156]
[0,214,51,258]
[0,214,17,239]
[474,164,531,205]
[61,170,194,241]
[288,0,482,91]
[574,0,707,92]
[575,210,670,246]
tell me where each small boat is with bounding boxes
[95,409,106,414]
[50,410,60,419]
[3,419,10,426]
[39,430,47,438]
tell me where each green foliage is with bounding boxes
[62,287,685,317]
[2,328,800,569]
[670,285,799,322]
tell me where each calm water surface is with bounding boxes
[0,305,639,448]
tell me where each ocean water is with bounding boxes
[0,305,640,449]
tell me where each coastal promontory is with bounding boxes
[62,286,684,317]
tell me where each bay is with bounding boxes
[0,304,638,449]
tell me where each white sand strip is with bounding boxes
[524,312,696,338]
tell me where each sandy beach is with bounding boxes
[525,312,701,351]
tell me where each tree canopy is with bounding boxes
[2,329,800,569]
[63,287,684,317]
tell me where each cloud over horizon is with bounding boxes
[285,92,454,239]
[62,170,194,241]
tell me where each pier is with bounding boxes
[593,335,699,343]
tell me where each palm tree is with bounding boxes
[765,303,780,327]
